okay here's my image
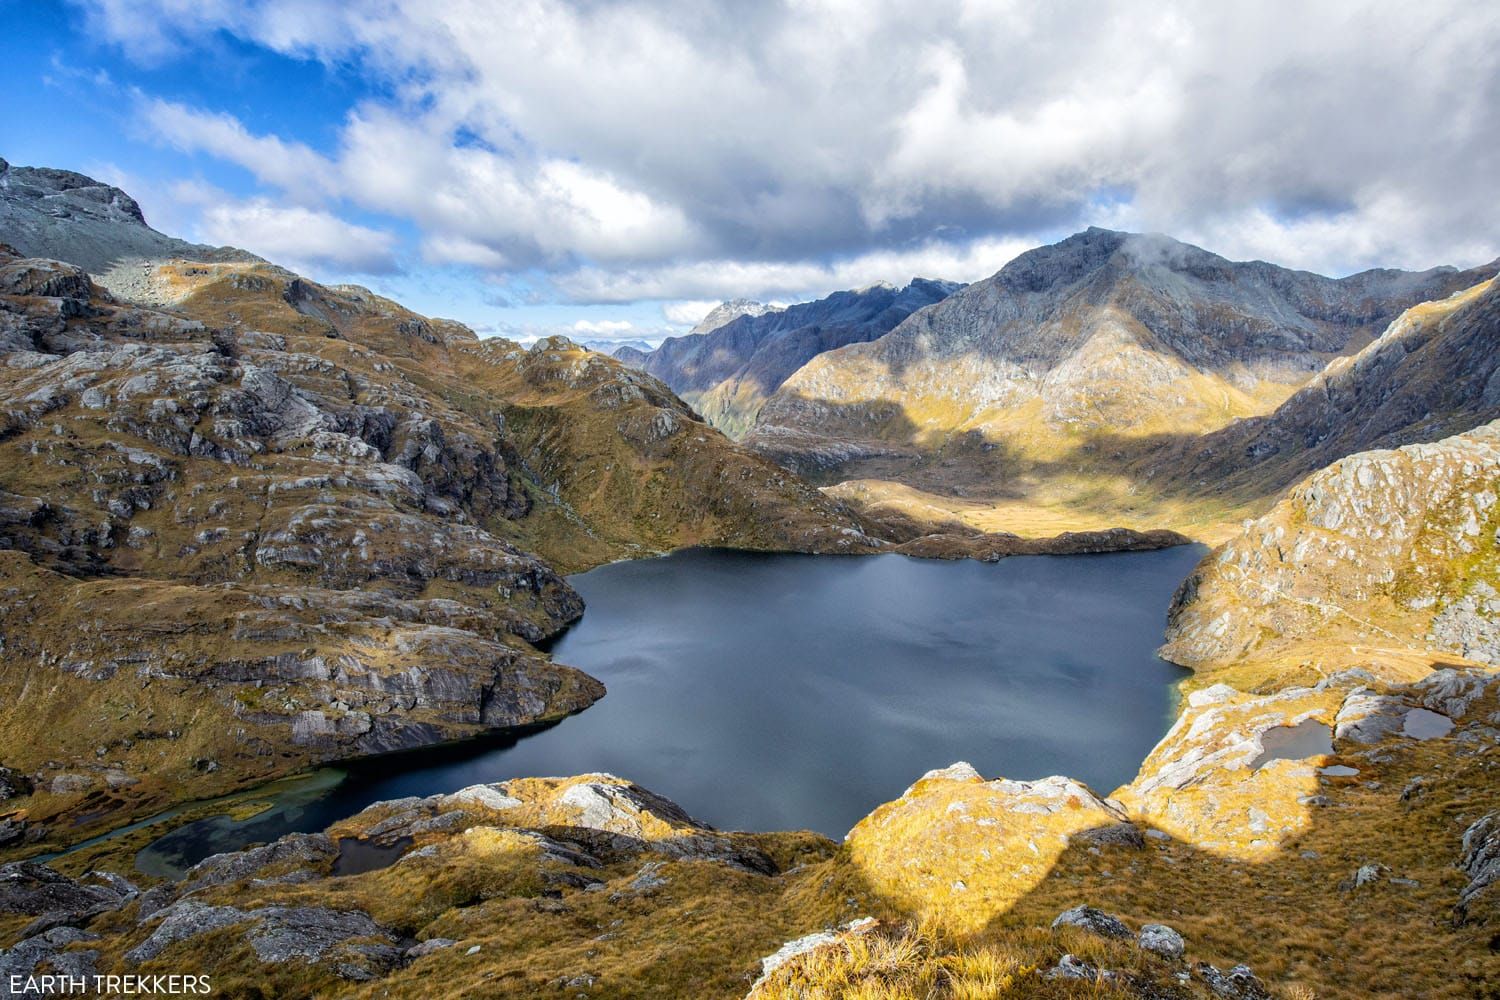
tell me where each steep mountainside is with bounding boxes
[1162,417,1500,683]
[0,157,257,289]
[748,229,1493,486]
[642,279,961,436]
[0,203,880,851]
[1138,276,1500,509]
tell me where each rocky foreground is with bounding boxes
[0,668,1492,998]
[1,421,1495,998]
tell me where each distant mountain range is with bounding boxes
[576,338,656,355]
[747,228,1495,480]
[636,278,962,436]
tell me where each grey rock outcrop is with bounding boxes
[1138,923,1185,959]
[1051,904,1132,940]
[1457,812,1498,921]
[176,833,338,895]
[1193,962,1272,999]
[0,926,101,985]
[0,862,135,929]
[1162,417,1500,669]
[0,158,258,296]
[128,899,402,978]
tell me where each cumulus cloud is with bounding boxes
[179,186,399,274]
[139,97,338,202]
[661,300,720,326]
[571,319,635,335]
[78,0,1500,301]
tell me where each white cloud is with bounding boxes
[190,194,399,274]
[79,0,1500,299]
[139,97,338,201]
[570,319,635,335]
[558,235,1035,304]
[661,300,720,326]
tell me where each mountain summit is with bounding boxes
[689,298,781,336]
[748,228,1494,479]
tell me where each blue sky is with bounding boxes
[4,1,1498,343]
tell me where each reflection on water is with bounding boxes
[1250,719,1334,770]
[137,546,1203,875]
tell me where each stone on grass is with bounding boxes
[1138,922,1185,959]
[1051,904,1131,939]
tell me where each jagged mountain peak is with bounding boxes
[690,298,782,336]
[1,158,150,231]
[750,229,1497,481]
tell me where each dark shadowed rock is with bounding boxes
[0,862,133,926]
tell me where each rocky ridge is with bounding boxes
[1140,275,1500,511]
[1162,418,1500,677]
[0,158,257,294]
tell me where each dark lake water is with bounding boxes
[136,545,1202,875]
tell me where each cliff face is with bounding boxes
[747,229,1492,481]
[641,279,960,437]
